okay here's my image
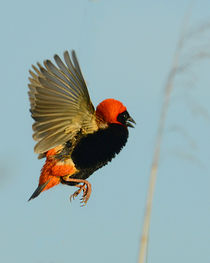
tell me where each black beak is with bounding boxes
[126,116,136,128]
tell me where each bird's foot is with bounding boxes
[67,179,92,206]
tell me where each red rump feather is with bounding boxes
[39,149,75,192]
[39,156,59,192]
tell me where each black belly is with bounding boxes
[70,123,128,180]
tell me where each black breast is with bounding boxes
[71,124,128,179]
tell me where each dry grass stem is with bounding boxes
[138,1,210,261]
[138,4,193,263]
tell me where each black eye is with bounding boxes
[117,111,129,125]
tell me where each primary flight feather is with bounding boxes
[28,50,135,205]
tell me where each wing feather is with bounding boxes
[28,50,98,155]
[54,54,81,87]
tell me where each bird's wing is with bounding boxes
[28,51,98,154]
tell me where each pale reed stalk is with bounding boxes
[137,5,193,263]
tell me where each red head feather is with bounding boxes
[96,98,127,124]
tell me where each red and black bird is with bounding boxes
[28,51,135,205]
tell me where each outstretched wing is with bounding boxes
[28,51,98,154]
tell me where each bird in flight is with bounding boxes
[28,50,135,205]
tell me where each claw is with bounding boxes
[67,179,92,206]
[70,188,81,202]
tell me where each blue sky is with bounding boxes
[0,0,210,262]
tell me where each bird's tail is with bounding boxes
[28,176,60,201]
[28,180,50,201]
[28,154,60,201]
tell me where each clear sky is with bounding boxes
[0,0,210,262]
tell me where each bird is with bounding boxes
[28,50,135,205]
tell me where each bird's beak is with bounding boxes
[126,116,136,128]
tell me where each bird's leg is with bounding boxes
[62,177,92,205]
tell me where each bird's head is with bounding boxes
[96,99,135,128]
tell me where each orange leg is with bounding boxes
[62,178,92,206]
